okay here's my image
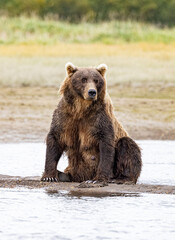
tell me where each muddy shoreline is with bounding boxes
[0,175,174,195]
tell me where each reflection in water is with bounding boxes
[0,188,174,240]
[46,189,140,198]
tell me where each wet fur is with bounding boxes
[41,65,142,183]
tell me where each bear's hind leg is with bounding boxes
[58,171,71,182]
[114,137,142,184]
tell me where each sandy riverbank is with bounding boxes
[0,175,174,195]
[0,87,174,142]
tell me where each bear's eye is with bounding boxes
[94,79,98,84]
[82,78,87,83]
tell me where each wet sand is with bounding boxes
[0,175,174,196]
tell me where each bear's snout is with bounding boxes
[88,89,96,98]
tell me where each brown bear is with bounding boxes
[41,62,142,183]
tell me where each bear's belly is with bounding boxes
[64,146,100,182]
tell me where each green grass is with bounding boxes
[0,16,175,44]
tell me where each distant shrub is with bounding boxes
[0,0,174,26]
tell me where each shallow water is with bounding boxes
[0,141,175,239]
[0,188,175,240]
[0,140,175,185]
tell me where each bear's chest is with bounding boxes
[59,115,100,170]
[60,119,96,150]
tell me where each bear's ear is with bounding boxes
[65,62,77,76]
[96,64,107,77]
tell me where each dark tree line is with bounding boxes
[0,0,174,26]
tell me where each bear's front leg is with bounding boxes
[41,132,63,182]
[94,140,115,182]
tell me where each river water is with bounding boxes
[0,140,175,240]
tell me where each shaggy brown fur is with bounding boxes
[41,63,142,183]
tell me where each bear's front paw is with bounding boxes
[41,177,59,182]
[93,174,109,183]
[41,171,59,182]
[94,170,114,183]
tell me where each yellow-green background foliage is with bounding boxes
[0,0,175,26]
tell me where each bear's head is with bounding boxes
[60,62,107,103]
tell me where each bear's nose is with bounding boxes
[88,89,96,98]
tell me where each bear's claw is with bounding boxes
[85,180,98,184]
[41,177,59,182]
[85,180,93,184]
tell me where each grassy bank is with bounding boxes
[0,16,175,45]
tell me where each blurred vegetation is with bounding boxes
[0,0,174,26]
[0,16,175,45]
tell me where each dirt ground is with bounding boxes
[0,87,175,142]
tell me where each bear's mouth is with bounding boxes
[84,95,97,101]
